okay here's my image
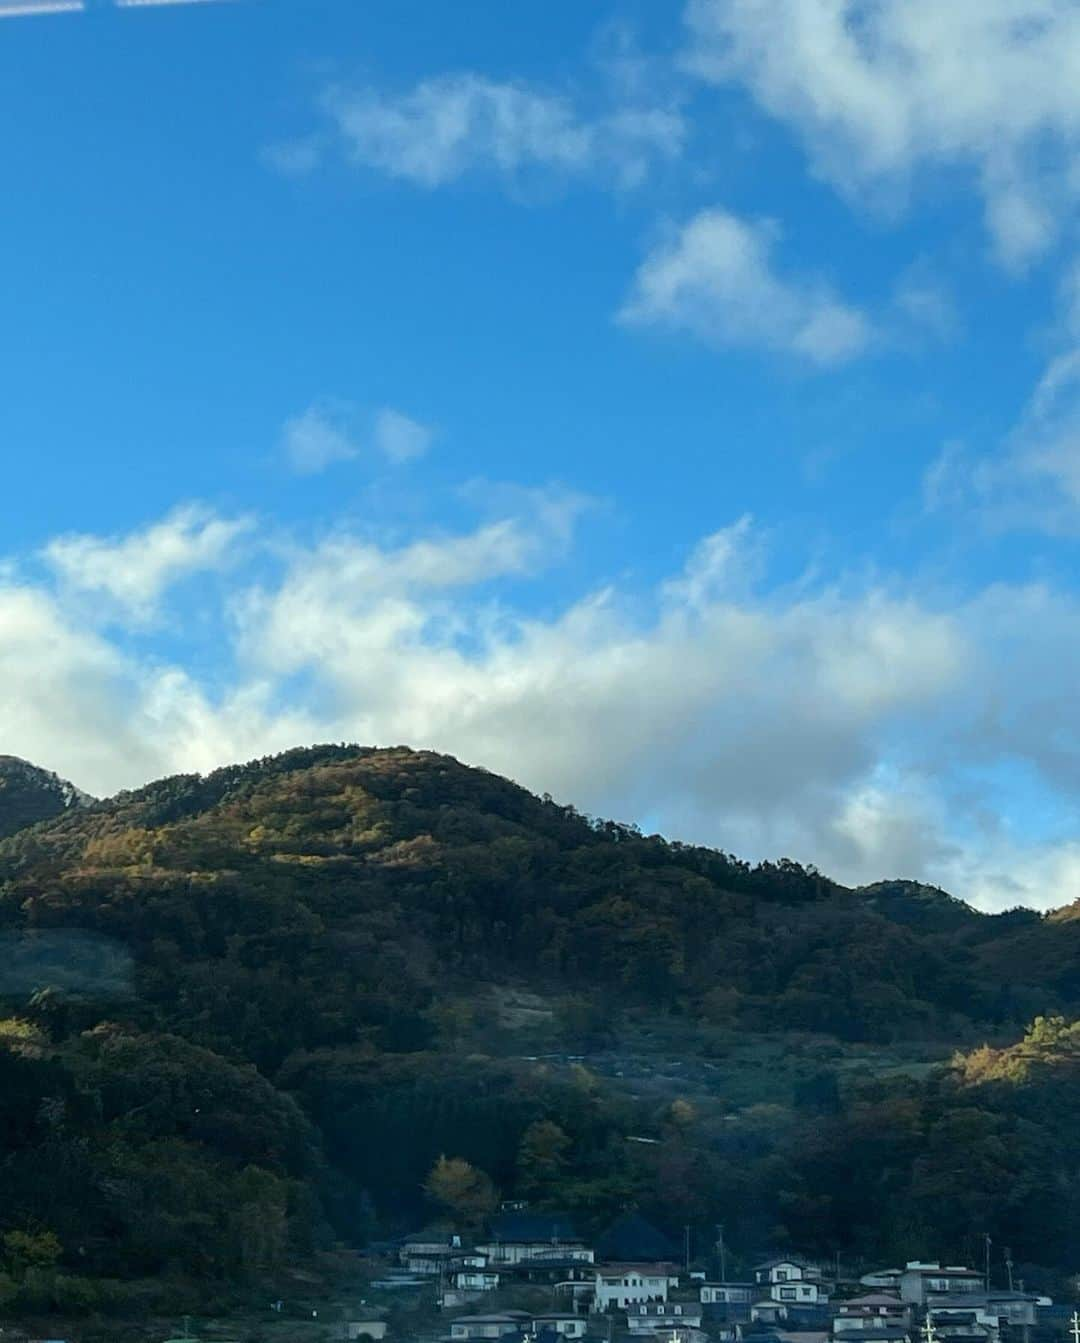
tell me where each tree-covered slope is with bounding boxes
[0,755,93,840]
[1,744,1079,1308]
[0,743,1062,1049]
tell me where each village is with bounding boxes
[348,1210,1074,1343]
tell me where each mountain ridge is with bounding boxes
[1,743,1079,1311]
[0,753,95,840]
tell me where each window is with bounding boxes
[777,1272,788,1281]
[675,1307,683,1316]
[640,1308,648,1315]
[780,1289,796,1300]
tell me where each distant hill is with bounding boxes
[0,743,1078,1309]
[0,754,93,839]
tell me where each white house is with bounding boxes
[477,1214,589,1266]
[450,1269,501,1293]
[701,1285,754,1305]
[898,1264,984,1306]
[860,1271,903,1291]
[532,1314,589,1338]
[341,1321,388,1341]
[627,1304,704,1334]
[767,1281,827,1305]
[592,1263,679,1311]
[449,1313,531,1340]
[402,1231,462,1275]
[755,1260,822,1287]
[832,1295,911,1336]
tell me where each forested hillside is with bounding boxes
[0,756,92,840]
[1,745,1079,1314]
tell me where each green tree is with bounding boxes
[3,1228,61,1281]
[517,1120,571,1195]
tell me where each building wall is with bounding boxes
[594,1273,671,1310]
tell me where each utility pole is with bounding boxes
[984,1234,992,1293]
[716,1224,726,1283]
[1004,1248,1014,1293]
[685,1225,692,1274]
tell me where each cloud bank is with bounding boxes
[6,501,1080,912]
[684,0,1080,268]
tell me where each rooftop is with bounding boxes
[597,1263,680,1276]
[485,1213,582,1243]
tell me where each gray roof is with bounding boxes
[486,1213,582,1243]
[837,1332,909,1341]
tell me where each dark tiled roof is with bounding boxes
[487,1213,582,1243]
[597,1214,679,1263]
[837,1331,909,1341]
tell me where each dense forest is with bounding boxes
[2,745,1080,1315]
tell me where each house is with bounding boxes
[833,1332,908,1343]
[447,1267,501,1294]
[702,1284,755,1306]
[755,1261,823,1288]
[476,1213,591,1266]
[592,1263,679,1310]
[401,1231,463,1275]
[702,1301,754,1335]
[766,1283,827,1306]
[506,1256,597,1288]
[597,1214,680,1265]
[775,1330,830,1343]
[752,1262,828,1304]
[832,1295,912,1337]
[752,1304,831,1331]
[531,1314,589,1338]
[860,1272,903,1292]
[982,1291,1044,1327]
[627,1303,705,1334]
[369,1271,427,1290]
[650,1329,712,1343]
[926,1307,998,1343]
[752,1304,790,1327]
[927,1293,1044,1341]
[898,1264,983,1306]
[340,1320,388,1342]
[449,1313,532,1340]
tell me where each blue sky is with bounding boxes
[5,0,1080,909]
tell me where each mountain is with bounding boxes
[0,754,93,840]
[0,744,1078,1314]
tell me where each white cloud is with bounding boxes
[619,208,872,364]
[683,0,1080,267]
[0,579,314,797]
[42,504,250,623]
[13,503,1080,910]
[924,346,1080,532]
[282,402,433,474]
[283,405,360,475]
[373,408,434,464]
[320,72,685,191]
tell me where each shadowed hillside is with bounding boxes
[0,755,93,840]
